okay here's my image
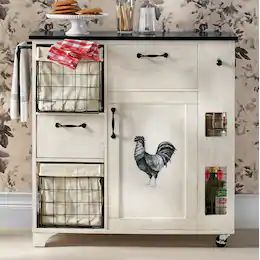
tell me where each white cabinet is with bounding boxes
[30,35,236,247]
[108,103,198,231]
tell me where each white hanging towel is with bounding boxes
[10,45,19,120]
[10,42,31,122]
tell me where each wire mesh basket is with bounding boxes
[38,163,104,228]
[36,47,104,113]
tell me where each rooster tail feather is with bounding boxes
[156,142,176,165]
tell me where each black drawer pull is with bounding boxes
[111,107,116,139]
[137,53,169,59]
[216,59,223,66]
[55,123,87,128]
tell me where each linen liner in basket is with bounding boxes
[37,60,101,112]
[39,163,104,227]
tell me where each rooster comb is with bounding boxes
[134,136,145,142]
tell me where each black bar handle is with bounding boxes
[111,107,116,139]
[137,53,169,59]
[216,59,223,66]
[55,123,87,128]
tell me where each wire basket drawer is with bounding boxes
[38,163,104,228]
[36,46,104,113]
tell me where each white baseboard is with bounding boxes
[0,193,258,230]
[0,192,32,230]
[235,194,259,229]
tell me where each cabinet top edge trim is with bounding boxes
[29,31,238,41]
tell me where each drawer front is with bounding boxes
[107,43,197,90]
[37,115,104,159]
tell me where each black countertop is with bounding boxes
[29,31,238,41]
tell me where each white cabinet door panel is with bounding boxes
[121,105,185,219]
[108,103,197,231]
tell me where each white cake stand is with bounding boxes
[46,13,108,36]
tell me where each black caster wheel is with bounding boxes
[216,235,227,247]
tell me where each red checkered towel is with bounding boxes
[47,39,101,70]
[47,45,80,70]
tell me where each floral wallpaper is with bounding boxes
[0,0,258,193]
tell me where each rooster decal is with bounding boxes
[134,136,176,185]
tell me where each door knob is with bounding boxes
[216,59,223,66]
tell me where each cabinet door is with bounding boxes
[108,103,198,232]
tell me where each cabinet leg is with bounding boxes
[216,234,230,247]
[33,232,56,247]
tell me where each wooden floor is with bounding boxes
[0,230,258,260]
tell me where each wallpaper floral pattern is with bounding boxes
[0,0,258,193]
